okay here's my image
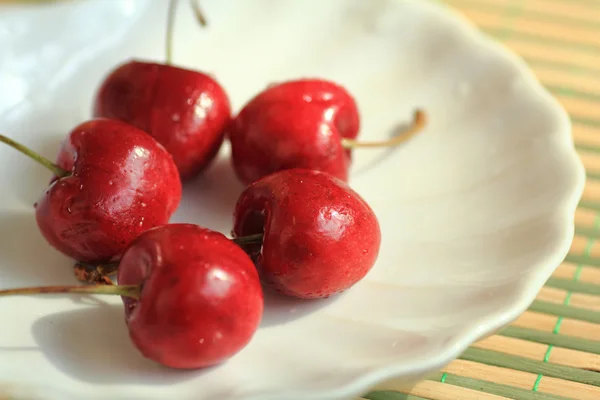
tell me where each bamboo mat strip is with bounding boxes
[500,326,600,354]
[361,0,600,398]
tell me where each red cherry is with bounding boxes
[93,61,231,180]
[0,224,264,370]
[232,168,381,299]
[1,118,182,264]
[118,224,263,369]
[228,79,360,185]
[92,1,228,181]
[228,78,426,185]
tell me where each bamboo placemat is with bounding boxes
[359,0,600,399]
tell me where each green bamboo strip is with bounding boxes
[535,213,597,391]
[564,254,600,268]
[572,116,600,128]
[483,27,600,52]
[500,326,600,354]
[460,348,600,386]
[576,143,600,154]
[547,85,600,102]
[578,202,600,214]
[545,278,600,296]
[447,0,600,30]
[364,391,428,400]
[529,300,600,323]
[575,226,600,239]
[427,372,569,400]
[496,0,522,40]
[526,58,599,76]
[583,172,600,182]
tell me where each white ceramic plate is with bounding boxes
[0,0,584,399]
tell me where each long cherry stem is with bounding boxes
[166,0,208,65]
[165,0,179,65]
[232,234,264,245]
[341,109,427,149]
[0,134,69,178]
[0,284,140,299]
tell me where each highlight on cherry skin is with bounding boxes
[92,0,231,181]
[0,224,264,369]
[0,118,182,265]
[233,168,382,299]
[227,77,427,185]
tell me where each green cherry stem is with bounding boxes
[0,134,69,178]
[165,0,179,65]
[232,234,264,245]
[191,0,208,27]
[0,284,141,300]
[341,109,427,149]
[165,0,208,65]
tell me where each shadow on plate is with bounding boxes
[173,155,245,235]
[0,211,75,288]
[31,303,201,385]
[352,120,413,177]
[260,286,339,328]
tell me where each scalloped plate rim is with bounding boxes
[0,0,585,399]
[246,1,585,398]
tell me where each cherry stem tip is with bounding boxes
[341,109,427,149]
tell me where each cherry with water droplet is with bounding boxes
[0,224,263,369]
[227,78,426,185]
[232,168,381,299]
[0,118,182,264]
[93,0,231,180]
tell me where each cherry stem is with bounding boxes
[165,0,178,65]
[0,284,140,299]
[165,0,208,65]
[0,134,69,178]
[191,0,208,27]
[232,233,264,245]
[341,109,427,149]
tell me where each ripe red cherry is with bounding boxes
[0,118,182,264]
[228,78,425,185]
[232,168,381,299]
[118,224,263,368]
[92,1,229,181]
[93,61,231,180]
[0,224,264,369]
[228,79,358,185]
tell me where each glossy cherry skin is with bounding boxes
[93,60,231,180]
[118,223,263,369]
[34,118,182,264]
[228,79,360,185]
[233,168,380,299]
